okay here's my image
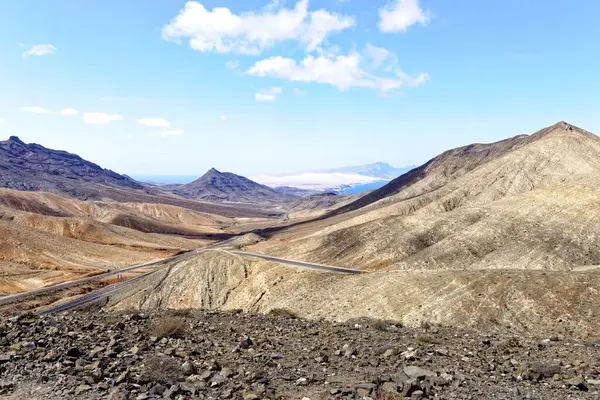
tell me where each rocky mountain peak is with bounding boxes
[173,168,296,204]
[0,136,143,199]
[8,136,25,145]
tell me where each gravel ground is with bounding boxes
[1,309,599,399]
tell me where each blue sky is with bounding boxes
[1,0,599,176]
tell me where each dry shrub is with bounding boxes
[150,316,187,339]
[141,356,183,384]
[268,308,298,318]
[165,308,193,318]
[348,317,403,331]
[418,334,442,345]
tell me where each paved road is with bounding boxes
[228,250,366,274]
[30,244,364,315]
[38,239,237,315]
[37,267,166,315]
[0,240,230,306]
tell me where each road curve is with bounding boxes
[0,240,231,306]
[38,239,238,315]
[31,244,364,315]
[228,250,367,275]
[37,267,165,315]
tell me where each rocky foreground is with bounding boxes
[1,310,599,399]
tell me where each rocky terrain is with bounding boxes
[2,310,599,399]
[104,250,600,340]
[0,136,144,199]
[174,169,297,206]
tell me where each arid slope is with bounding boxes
[252,122,600,271]
[108,250,600,339]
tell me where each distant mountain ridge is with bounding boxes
[173,168,296,204]
[0,136,143,199]
[252,162,414,192]
[317,162,415,179]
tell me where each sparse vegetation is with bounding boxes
[268,308,298,318]
[347,317,403,331]
[418,334,443,344]
[149,316,187,339]
[140,356,184,385]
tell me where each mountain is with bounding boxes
[0,136,283,218]
[173,168,296,204]
[318,162,415,179]
[224,121,600,335]
[0,136,143,199]
[258,121,600,271]
[329,124,558,215]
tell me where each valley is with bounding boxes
[2,122,600,398]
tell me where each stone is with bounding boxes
[43,349,59,362]
[525,361,562,381]
[75,384,91,395]
[381,381,399,393]
[410,390,425,400]
[107,388,129,400]
[587,379,600,386]
[116,370,129,384]
[356,382,376,397]
[210,374,227,387]
[182,361,195,375]
[402,349,418,361]
[296,377,308,386]
[566,376,588,391]
[149,384,166,396]
[90,367,103,383]
[344,346,356,358]
[404,366,437,380]
[243,390,260,400]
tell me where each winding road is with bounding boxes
[3,240,365,315]
[228,250,366,275]
[0,239,231,306]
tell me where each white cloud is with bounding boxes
[22,44,57,57]
[19,106,51,114]
[293,88,306,96]
[255,87,283,102]
[220,115,227,121]
[136,118,171,128]
[163,129,185,136]
[59,108,79,116]
[83,112,123,125]
[247,51,427,92]
[251,172,380,190]
[364,44,391,68]
[0,118,5,124]
[226,60,240,70]
[378,0,430,33]
[162,0,354,54]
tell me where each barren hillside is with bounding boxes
[252,122,600,271]
[174,168,297,205]
[107,250,600,339]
